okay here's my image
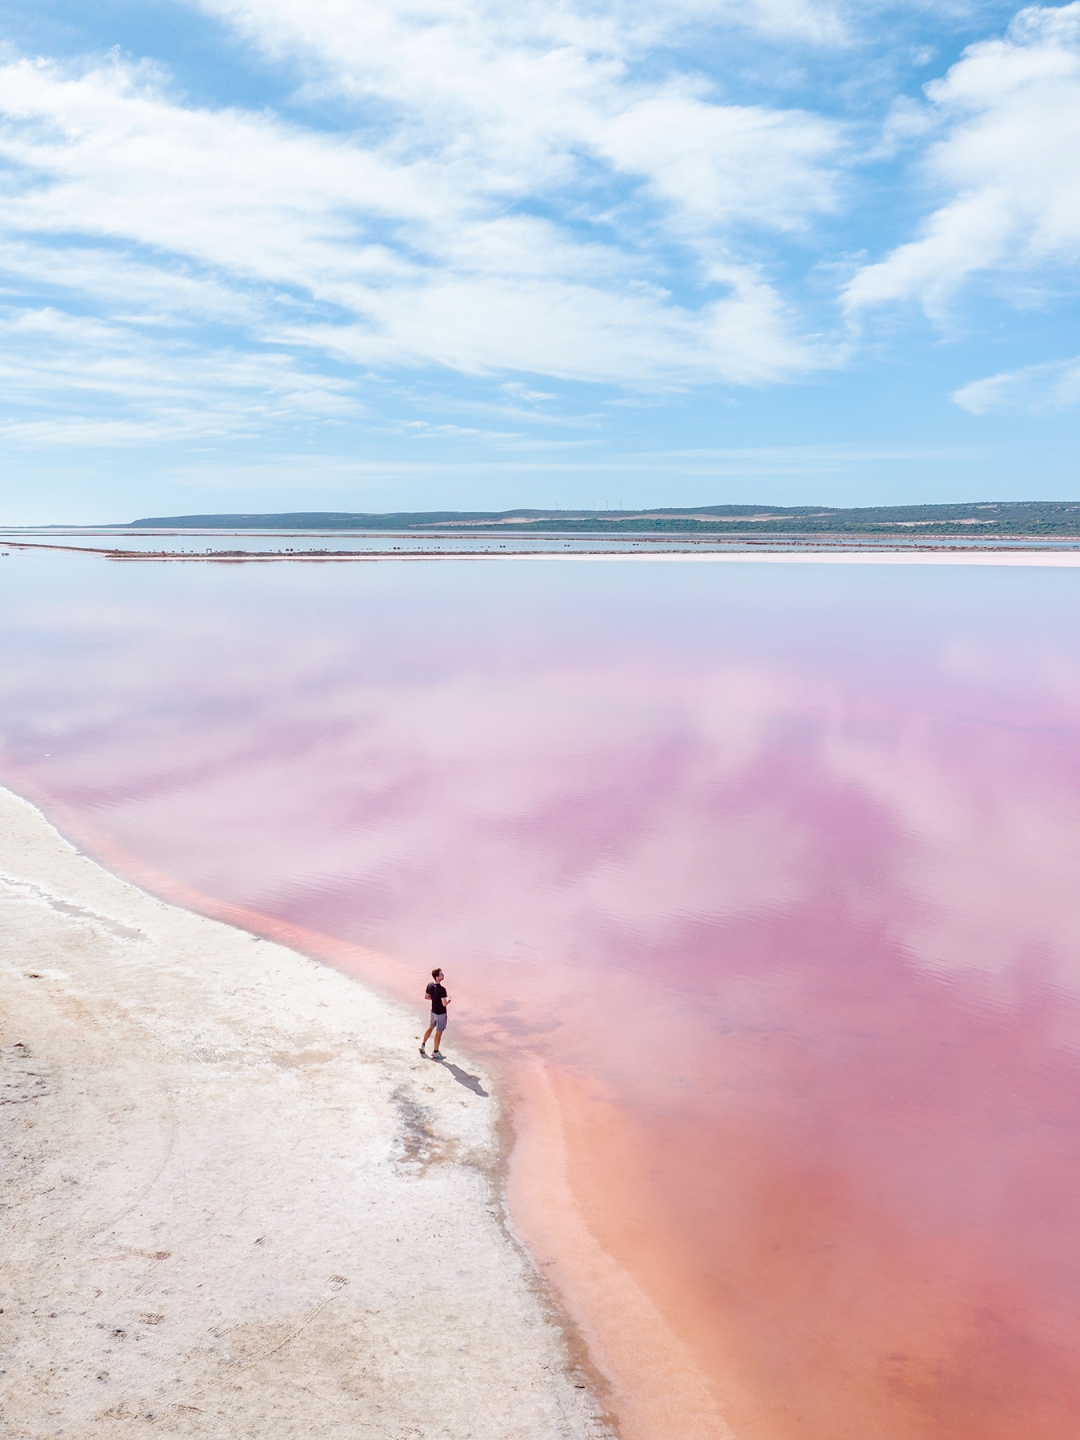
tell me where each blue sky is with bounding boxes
[0,0,1078,522]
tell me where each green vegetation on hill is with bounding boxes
[123,501,1080,536]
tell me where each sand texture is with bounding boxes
[0,788,607,1440]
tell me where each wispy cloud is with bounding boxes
[158,442,984,491]
[953,354,1080,412]
[0,0,1077,503]
[0,27,844,449]
[0,304,359,444]
[845,3,1080,319]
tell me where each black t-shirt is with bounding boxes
[426,981,447,1015]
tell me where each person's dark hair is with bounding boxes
[431,968,442,980]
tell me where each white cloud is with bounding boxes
[0,304,359,445]
[597,89,841,238]
[193,0,851,125]
[500,383,557,403]
[846,2,1080,317]
[0,240,260,326]
[0,3,848,438]
[191,0,846,242]
[272,266,820,385]
[0,58,439,286]
[953,353,1080,412]
[10,0,1077,479]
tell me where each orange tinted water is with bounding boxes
[3,552,1080,1436]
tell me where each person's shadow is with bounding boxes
[435,1058,489,1097]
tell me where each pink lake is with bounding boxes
[3,549,1080,1439]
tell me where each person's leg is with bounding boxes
[421,1018,435,1053]
[432,1014,446,1054]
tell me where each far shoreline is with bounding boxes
[4,535,1080,567]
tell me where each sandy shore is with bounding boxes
[0,787,608,1440]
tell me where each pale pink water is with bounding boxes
[3,551,1080,1437]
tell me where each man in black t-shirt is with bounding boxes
[421,968,449,1057]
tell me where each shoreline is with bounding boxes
[507,1060,745,1440]
[0,787,609,1440]
[5,538,1080,567]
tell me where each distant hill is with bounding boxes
[123,501,1080,536]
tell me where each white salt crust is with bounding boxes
[0,787,609,1440]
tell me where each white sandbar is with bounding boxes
[501,550,1080,566]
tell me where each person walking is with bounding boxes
[420,968,449,1058]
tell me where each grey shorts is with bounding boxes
[429,1011,447,1032]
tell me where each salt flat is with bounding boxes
[0,788,606,1440]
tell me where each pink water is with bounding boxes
[3,550,1080,1437]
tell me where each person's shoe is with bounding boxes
[432,1050,443,1059]
[418,1046,427,1056]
